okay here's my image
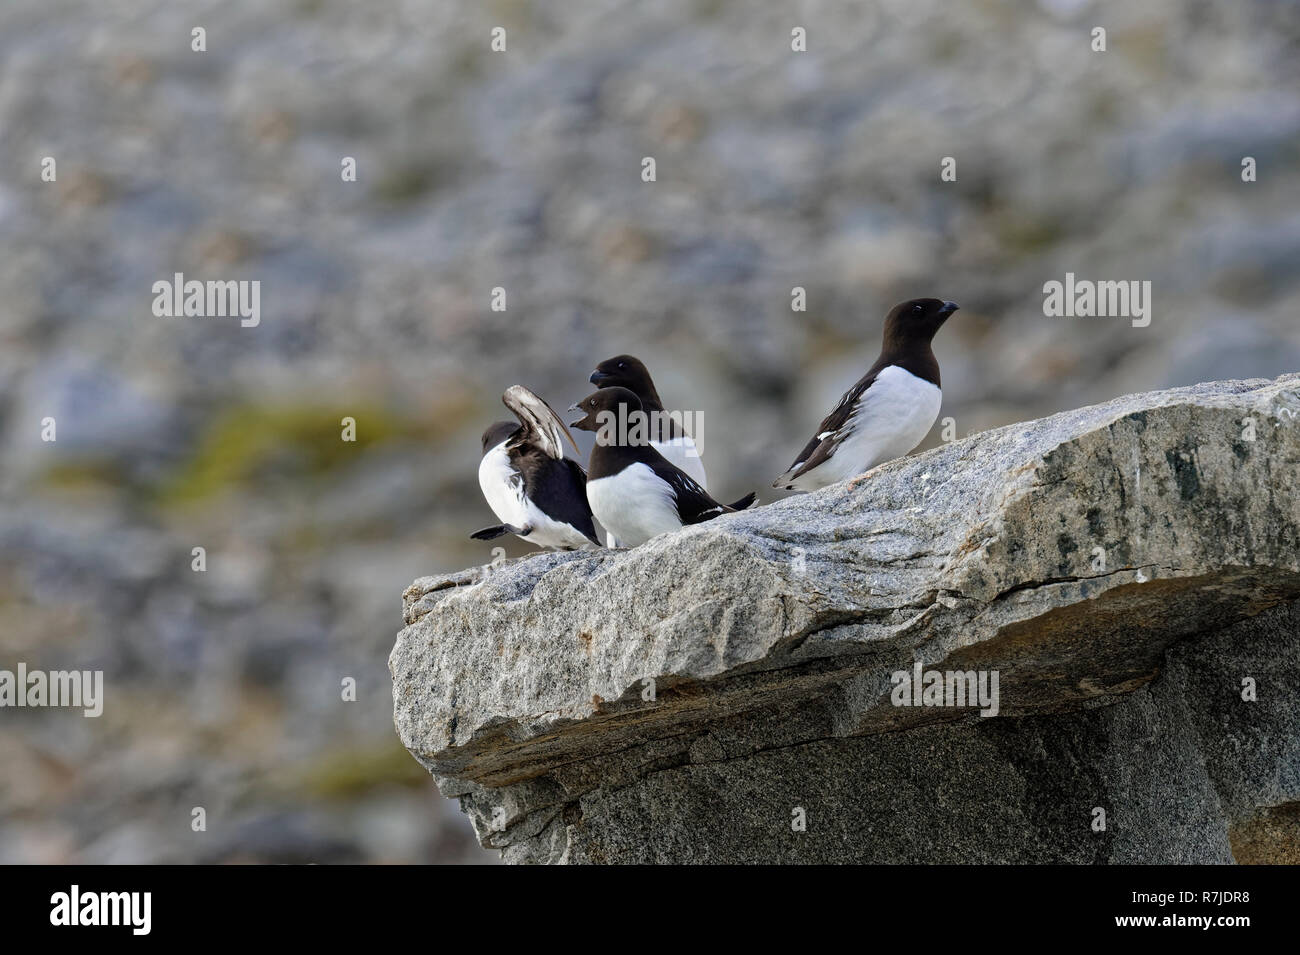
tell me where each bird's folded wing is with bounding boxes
[653,459,730,523]
[503,384,579,459]
[775,370,878,484]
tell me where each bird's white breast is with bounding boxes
[479,442,527,526]
[798,365,941,489]
[586,463,682,547]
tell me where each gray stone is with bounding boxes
[391,374,1300,862]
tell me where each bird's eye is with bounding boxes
[618,362,626,369]
[912,304,923,313]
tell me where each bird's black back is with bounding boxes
[511,444,600,544]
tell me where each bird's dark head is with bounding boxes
[567,386,643,434]
[883,298,959,346]
[589,355,660,404]
[480,420,517,454]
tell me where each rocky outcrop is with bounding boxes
[391,375,1300,863]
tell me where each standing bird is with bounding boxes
[588,355,708,488]
[569,387,756,548]
[774,298,959,492]
[471,385,601,550]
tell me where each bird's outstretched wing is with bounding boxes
[503,385,579,460]
[773,367,880,488]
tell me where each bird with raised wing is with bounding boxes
[471,385,600,550]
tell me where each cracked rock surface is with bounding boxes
[391,375,1300,863]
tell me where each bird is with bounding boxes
[588,354,708,488]
[774,298,959,492]
[569,386,756,547]
[470,385,601,550]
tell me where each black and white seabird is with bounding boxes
[471,385,601,550]
[588,354,708,488]
[773,298,959,492]
[569,387,756,547]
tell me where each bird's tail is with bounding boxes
[469,523,529,541]
[727,491,757,511]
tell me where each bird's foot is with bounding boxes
[846,471,876,490]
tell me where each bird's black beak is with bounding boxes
[566,401,586,430]
[939,301,960,315]
[589,371,610,385]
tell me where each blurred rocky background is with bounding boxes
[0,0,1297,862]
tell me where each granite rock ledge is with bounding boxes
[391,375,1300,863]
